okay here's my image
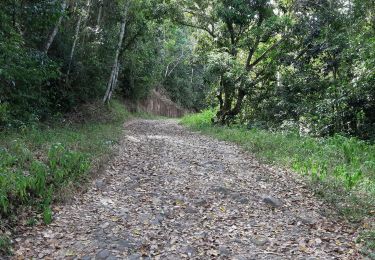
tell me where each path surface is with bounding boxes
[14,120,359,259]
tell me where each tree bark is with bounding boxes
[43,0,67,54]
[67,0,91,76]
[96,0,103,28]
[106,61,120,102]
[217,88,246,125]
[103,2,129,103]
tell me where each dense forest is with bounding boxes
[0,0,375,257]
[0,0,208,128]
[1,0,374,139]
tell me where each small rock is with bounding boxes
[181,245,196,257]
[100,222,110,229]
[82,256,91,260]
[231,192,250,203]
[185,206,198,213]
[297,215,317,225]
[212,186,231,195]
[237,197,249,204]
[263,196,282,208]
[96,249,110,259]
[95,180,106,189]
[155,213,165,222]
[117,239,132,249]
[219,246,231,256]
[150,218,160,226]
[231,193,241,199]
[251,237,270,246]
[195,198,207,207]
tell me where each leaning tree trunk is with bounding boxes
[106,61,120,102]
[67,0,91,76]
[103,2,129,104]
[43,0,67,54]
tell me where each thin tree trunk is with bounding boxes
[103,2,129,103]
[96,0,103,28]
[164,50,185,78]
[67,10,83,75]
[108,61,120,101]
[81,0,92,45]
[191,68,194,84]
[67,0,91,76]
[43,0,67,54]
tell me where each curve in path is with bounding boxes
[14,119,358,259]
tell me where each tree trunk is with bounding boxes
[105,61,120,102]
[103,2,129,103]
[67,0,91,76]
[191,68,194,84]
[215,73,246,125]
[215,78,234,124]
[96,0,103,28]
[164,50,185,78]
[217,88,246,125]
[43,0,67,54]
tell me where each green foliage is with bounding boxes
[238,0,375,139]
[0,234,11,255]
[181,109,215,128]
[0,0,206,128]
[42,206,53,225]
[48,144,90,186]
[26,217,37,227]
[358,230,375,259]
[0,100,129,219]
[171,0,375,139]
[0,142,89,216]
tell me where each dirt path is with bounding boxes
[13,119,359,259]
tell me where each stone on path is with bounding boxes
[95,249,110,259]
[263,195,283,208]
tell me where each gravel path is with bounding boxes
[13,119,359,259]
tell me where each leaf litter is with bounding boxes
[11,119,361,259]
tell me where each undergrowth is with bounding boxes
[181,110,375,257]
[0,100,130,254]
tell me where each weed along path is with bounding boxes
[13,119,359,259]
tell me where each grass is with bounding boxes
[0,100,131,255]
[0,234,11,255]
[181,110,375,257]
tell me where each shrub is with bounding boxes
[0,142,90,216]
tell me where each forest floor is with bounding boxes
[12,119,361,259]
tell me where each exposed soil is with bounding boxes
[12,119,360,259]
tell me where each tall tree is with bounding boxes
[67,0,92,76]
[171,0,290,124]
[103,0,130,103]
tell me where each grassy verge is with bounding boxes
[0,100,131,254]
[181,110,375,258]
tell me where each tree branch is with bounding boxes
[248,38,285,71]
[177,20,215,38]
